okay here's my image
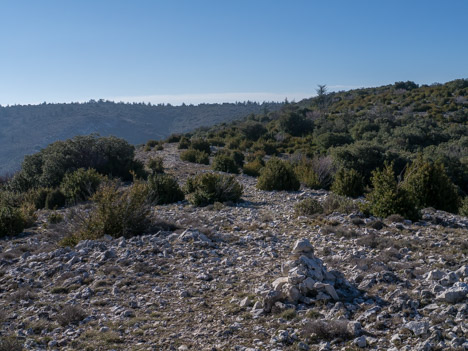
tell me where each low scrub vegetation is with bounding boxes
[147,174,184,205]
[60,168,104,204]
[185,173,243,206]
[62,181,151,245]
[243,157,264,177]
[257,158,300,191]
[180,149,209,165]
[294,198,323,216]
[212,153,239,174]
[9,135,145,192]
[331,168,365,198]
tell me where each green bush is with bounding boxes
[63,181,151,245]
[24,187,52,210]
[48,212,64,224]
[459,197,468,216]
[147,174,184,205]
[331,168,365,198]
[60,168,104,203]
[9,135,145,192]
[147,157,164,174]
[364,162,420,221]
[257,158,300,191]
[212,154,239,174]
[0,204,26,238]
[0,336,23,351]
[166,134,182,143]
[185,173,243,206]
[180,149,210,165]
[178,136,191,149]
[294,198,323,216]
[45,189,66,209]
[294,158,321,189]
[322,193,358,215]
[401,158,460,213]
[331,141,386,183]
[190,139,211,155]
[243,157,265,177]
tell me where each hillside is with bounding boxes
[0,100,281,172]
[0,79,467,350]
[191,79,468,195]
[0,143,467,350]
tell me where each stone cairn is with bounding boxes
[262,238,360,313]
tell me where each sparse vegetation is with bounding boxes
[294,198,323,216]
[180,149,210,165]
[60,168,104,203]
[331,168,365,198]
[185,173,243,206]
[257,158,300,191]
[364,162,420,221]
[0,336,23,351]
[62,181,151,245]
[147,174,184,205]
[56,305,87,327]
[147,156,165,174]
[212,153,239,174]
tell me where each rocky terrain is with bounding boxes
[1,143,467,350]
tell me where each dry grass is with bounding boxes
[56,305,87,326]
[302,319,351,341]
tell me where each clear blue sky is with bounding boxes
[0,0,467,105]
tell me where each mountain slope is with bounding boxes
[0,100,281,172]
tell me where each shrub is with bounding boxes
[180,149,210,165]
[60,168,104,203]
[322,193,358,214]
[45,189,66,209]
[56,305,87,327]
[331,141,386,183]
[294,198,323,216]
[459,197,468,216]
[144,139,159,150]
[166,134,182,143]
[257,158,300,191]
[24,187,51,209]
[294,158,321,189]
[302,319,351,341]
[212,154,239,174]
[65,181,151,244]
[241,122,267,141]
[147,157,164,174]
[0,336,23,351]
[364,162,420,221]
[401,158,460,213]
[147,174,184,205]
[190,139,211,155]
[178,136,191,149]
[278,112,313,136]
[9,135,145,192]
[49,212,64,224]
[185,173,243,206]
[243,157,265,177]
[331,168,365,198]
[0,204,25,238]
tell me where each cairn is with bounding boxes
[263,238,360,312]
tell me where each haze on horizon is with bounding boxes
[0,0,467,106]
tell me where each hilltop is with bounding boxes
[0,79,467,350]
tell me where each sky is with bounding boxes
[0,0,467,106]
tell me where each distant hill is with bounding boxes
[0,100,282,172]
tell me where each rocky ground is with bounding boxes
[0,143,467,351]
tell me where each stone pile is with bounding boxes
[262,238,360,312]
